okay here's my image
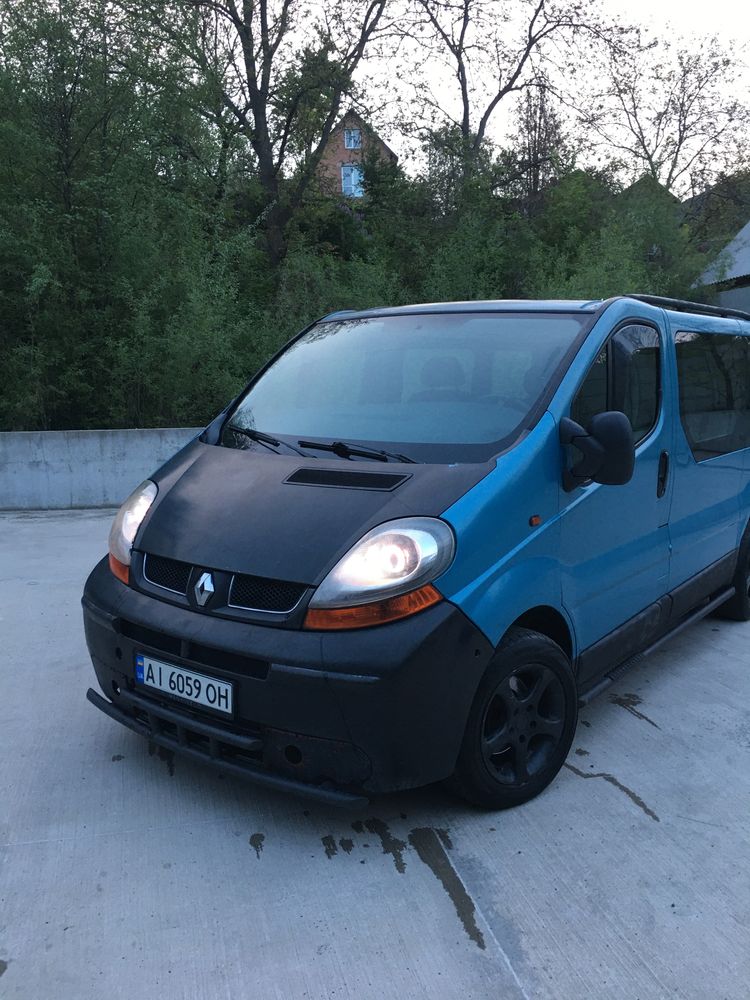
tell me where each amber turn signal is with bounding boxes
[108,553,130,585]
[304,583,442,630]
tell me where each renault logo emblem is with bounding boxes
[194,571,215,607]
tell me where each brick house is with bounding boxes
[316,110,397,198]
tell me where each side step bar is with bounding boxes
[579,586,735,705]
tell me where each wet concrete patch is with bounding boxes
[364,818,407,873]
[321,835,338,859]
[147,741,175,776]
[610,692,661,729]
[564,763,660,822]
[436,828,452,850]
[408,828,485,950]
[249,833,265,859]
[315,821,485,950]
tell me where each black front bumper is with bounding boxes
[83,558,493,803]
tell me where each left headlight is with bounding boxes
[305,517,455,630]
[108,480,158,583]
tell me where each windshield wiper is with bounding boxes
[227,424,311,457]
[297,439,417,464]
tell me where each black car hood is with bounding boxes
[136,440,490,585]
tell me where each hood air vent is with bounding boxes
[285,468,410,491]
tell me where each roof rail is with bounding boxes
[624,293,750,323]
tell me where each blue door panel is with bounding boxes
[552,309,673,653]
[557,418,671,650]
[667,447,741,588]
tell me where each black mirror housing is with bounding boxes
[560,411,635,491]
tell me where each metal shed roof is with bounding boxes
[700,218,750,286]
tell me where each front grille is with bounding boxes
[229,573,307,613]
[143,554,192,595]
[140,550,306,617]
[119,619,269,680]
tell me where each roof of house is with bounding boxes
[332,109,398,162]
[620,175,681,206]
[700,218,750,286]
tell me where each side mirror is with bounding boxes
[560,411,635,492]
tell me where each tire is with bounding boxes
[716,530,750,622]
[448,627,578,809]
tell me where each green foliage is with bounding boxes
[0,1,740,430]
[528,173,703,300]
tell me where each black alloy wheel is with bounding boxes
[480,663,566,785]
[449,627,578,809]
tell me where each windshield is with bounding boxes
[225,312,588,462]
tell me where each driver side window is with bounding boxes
[572,324,660,445]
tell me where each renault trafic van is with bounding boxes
[83,295,750,808]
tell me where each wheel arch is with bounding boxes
[506,606,573,661]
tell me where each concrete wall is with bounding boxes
[0,428,201,510]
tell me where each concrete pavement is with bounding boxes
[1,510,748,999]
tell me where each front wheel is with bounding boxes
[448,627,578,809]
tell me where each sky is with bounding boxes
[607,0,750,44]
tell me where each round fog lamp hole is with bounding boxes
[284,745,303,766]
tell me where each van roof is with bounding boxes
[322,300,602,321]
[322,294,750,324]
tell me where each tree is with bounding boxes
[123,0,390,262]
[579,35,750,195]
[401,0,622,172]
[0,0,253,429]
[487,81,574,207]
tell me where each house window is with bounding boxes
[341,164,364,198]
[344,128,362,149]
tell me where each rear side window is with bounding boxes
[572,324,660,444]
[675,331,750,460]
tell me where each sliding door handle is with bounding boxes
[657,450,669,498]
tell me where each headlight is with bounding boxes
[108,480,158,583]
[305,517,455,629]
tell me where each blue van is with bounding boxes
[83,294,750,808]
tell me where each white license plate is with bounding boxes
[135,654,233,716]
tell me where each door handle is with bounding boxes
[657,450,669,498]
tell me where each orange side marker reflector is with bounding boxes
[108,553,129,585]
[529,514,542,527]
[304,583,442,631]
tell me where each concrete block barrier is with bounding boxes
[0,428,201,509]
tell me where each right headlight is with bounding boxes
[305,517,455,630]
[108,479,158,583]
